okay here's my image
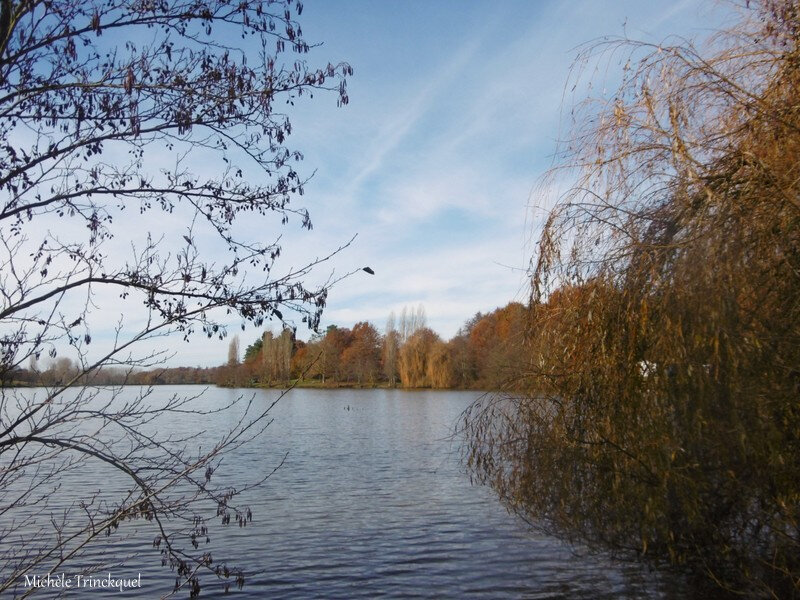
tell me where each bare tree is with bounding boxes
[0,0,354,596]
[397,303,426,344]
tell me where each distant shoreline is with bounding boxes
[2,380,489,392]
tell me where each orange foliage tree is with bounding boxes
[466,3,800,596]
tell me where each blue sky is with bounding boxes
[226,2,720,337]
[97,0,734,366]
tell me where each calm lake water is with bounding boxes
[2,386,683,598]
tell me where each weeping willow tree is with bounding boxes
[465,2,800,597]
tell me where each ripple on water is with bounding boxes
[3,387,685,599]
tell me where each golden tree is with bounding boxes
[398,327,438,388]
[466,2,800,597]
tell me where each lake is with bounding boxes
[1,386,683,598]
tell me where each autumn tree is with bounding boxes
[309,325,350,384]
[341,321,380,385]
[398,327,439,388]
[426,338,454,389]
[465,2,800,597]
[289,339,308,380]
[0,0,352,595]
[395,304,431,387]
[467,303,526,389]
[444,335,468,387]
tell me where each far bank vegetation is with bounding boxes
[216,303,528,390]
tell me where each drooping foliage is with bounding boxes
[465,2,800,597]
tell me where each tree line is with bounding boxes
[1,302,529,390]
[6,357,222,387]
[216,303,528,390]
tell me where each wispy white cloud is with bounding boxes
[218,0,717,353]
[347,39,484,194]
[6,0,720,367]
